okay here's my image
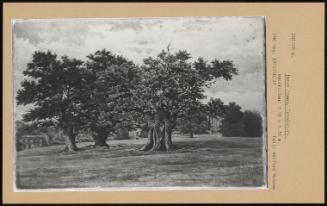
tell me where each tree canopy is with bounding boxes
[206,98,226,118]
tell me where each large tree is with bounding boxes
[134,49,238,151]
[16,51,85,151]
[79,49,139,147]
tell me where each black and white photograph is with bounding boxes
[13,17,267,190]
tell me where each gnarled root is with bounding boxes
[140,123,173,152]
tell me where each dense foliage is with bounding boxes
[243,110,263,137]
[220,102,263,137]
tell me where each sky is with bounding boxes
[12,17,266,121]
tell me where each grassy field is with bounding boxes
[15,134,266,189]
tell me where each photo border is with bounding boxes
[3,2,325,203]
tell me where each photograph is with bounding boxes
[12,16,267,190]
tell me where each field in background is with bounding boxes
[15,134,265,189]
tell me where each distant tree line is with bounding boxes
[219,102,263,137]
[176,98,263,138]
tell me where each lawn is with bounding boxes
[15,134,266,189]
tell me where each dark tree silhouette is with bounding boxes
[220,102,245,137]
[243,110,263,137]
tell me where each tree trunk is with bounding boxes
[92,129,109,148]
[190,132,194,138]
[163,120,173,151]
[62,126,78,152]
[139,127,154,151]
[140,119,173,152]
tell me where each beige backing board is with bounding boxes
[3,3,325,203]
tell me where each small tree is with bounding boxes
[16,51,85,151]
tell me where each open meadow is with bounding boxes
[15,134,265,189]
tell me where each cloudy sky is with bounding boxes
[13,17,266,121]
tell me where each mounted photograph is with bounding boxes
[13,16,267,190]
